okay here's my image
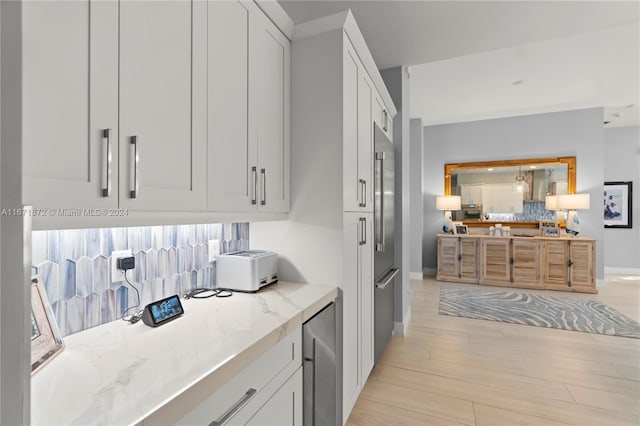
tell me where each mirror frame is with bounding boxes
[444,156,576,228]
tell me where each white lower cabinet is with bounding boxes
[342,212,374,418]
[149,329,301,426]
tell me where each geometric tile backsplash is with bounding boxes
[32,223,249,337]
[485,201,556,222]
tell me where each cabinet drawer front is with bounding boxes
[481,240,510,282]
[148,329,302,425]
[512,240,540,284]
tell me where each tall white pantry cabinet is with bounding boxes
[251,10,397,423]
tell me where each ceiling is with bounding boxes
[279,1,640,128]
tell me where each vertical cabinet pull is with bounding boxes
[359,217,367,245]
[209,388,257,426]
[261,168,266,206]
[251,166,257,205]
[383,109,388,132]
[359,179,367,208]
[101,129,112,197]
[129,136,139,198]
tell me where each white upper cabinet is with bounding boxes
[254,11,291,213]
[119,0,207,211]
[207,0,254,211]
[208,0,290,213]
[373,92,393,140]
[22,0,119,210]
[343,37,373,213]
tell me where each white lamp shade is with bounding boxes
[545,195,558,210]
[556,193,590,210]
[436,195,461,211]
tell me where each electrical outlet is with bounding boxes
[208,239,220,262]
[111,249,133,283]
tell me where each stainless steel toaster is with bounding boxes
[215,250,278,292]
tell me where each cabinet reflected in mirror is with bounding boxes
[444,157,576,228]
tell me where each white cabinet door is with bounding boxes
[342,212,374,419]
[254,11,291,213]
[207,0,255,211]
[22,0,118,210]
[360,213,374,381]
[373,92,392,141]
[343,37,373,213]
[246,368,302,426]
[119,0,206,211]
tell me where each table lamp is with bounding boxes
[436,195,461,233]
[556,193,590,236]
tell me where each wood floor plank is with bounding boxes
[358,381,477,425]
[349,397,468,426]
[473,403,576,426]
[348,275,640,426]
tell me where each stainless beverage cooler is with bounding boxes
[303,301,342,426]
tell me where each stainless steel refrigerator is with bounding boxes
[373,124,399,363]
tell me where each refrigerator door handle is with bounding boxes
[375,152,386,252]
[375,268,399,289]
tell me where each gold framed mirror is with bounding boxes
[444,156,576,228]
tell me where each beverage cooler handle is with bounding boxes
[303,337,317,426]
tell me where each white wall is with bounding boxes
[422,108,605,279]
[604,126,640,273]
[409,118,423,278]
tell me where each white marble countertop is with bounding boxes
[31,281,338,426]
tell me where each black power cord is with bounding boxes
[184,288,233,299]
[121,270,143,324]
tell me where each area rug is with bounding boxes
[439,287,640,338]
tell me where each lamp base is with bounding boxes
[442,211,454,234]
[566,210,581,237]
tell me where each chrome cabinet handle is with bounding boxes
[129,136,139,198]
[375,268,399,289]
[209,388,257,426]
[383,109,388,132]
[359,217,366,245]
[261,168,266,206]
[251,166,257,205]
[359,179,366,207]
[101,129,112,197]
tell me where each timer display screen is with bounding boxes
[145,295,184,325]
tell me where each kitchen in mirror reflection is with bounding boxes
[445,157,576,225]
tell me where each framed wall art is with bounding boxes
[604,181,632,229]
[31,276,64,374]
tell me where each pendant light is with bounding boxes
[513,166,529,193]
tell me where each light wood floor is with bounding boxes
[348,274,640,426]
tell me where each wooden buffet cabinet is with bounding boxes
[437,234,596,293]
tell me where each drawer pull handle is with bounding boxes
[129,136,139,198]
[251,166,257,205]
[209,388,257,426]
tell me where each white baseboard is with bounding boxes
[393,307,412,336]
[605,267,640,275]
[422,267,436,276]
[409,272,423,280]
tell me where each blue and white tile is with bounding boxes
[84,293,102,330]
[75,257,93,298]
[92,255,110,294]
[135,250,147,283]
[176,246,186,274]
[60,260,77,300]
[151,226,163,251]
[146,249,158,281]
[39,261,61,303]
[115,286,129,319]
[185,245,194,272]
[158,248,168,279]
[86,228,101,258]
[168,247,177,276]
[50,300,67,337]
[101,289,116,325]
[66,296,85,335]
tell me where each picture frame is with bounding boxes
[604,181,632,229]
[539,220,559,237]
[31,276,64,374]
[455,224,469,235]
